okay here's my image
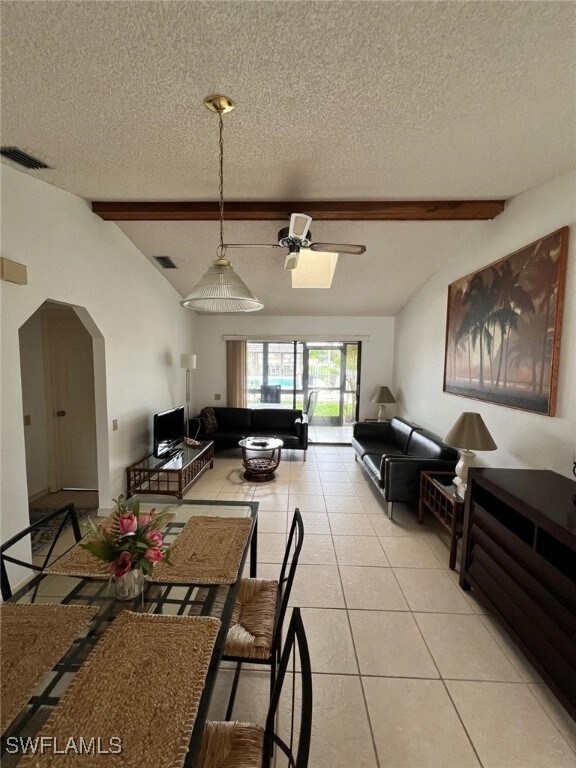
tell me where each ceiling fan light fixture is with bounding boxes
[181,257,264,312]
[291,250,339,289]
[181,95,263,314]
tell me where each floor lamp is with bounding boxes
[180,354,197,437]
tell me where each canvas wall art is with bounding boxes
[443,227,568,415]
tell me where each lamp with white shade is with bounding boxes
[444,412,497,498]
[180,354,197,435]
[371,386,396,421]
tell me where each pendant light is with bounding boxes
[181,95,263,313]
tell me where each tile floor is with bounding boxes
[196,445,576,768]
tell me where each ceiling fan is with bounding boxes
[224,212,366,271]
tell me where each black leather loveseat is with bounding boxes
[189,407,309,458]
[352,417,458,518]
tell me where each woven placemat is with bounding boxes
[46,511,175,579]
[19,612,221,768]
[151,515,252,585]
[0,603,97,734]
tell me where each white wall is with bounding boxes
[395,170,576,479]
[192,315,396,420]
[1,165,196,552]
[18,311,50,497]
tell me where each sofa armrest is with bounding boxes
[294,417,309,448]
[383,457,458,503]
[352,421,393,440]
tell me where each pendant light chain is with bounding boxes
[218,109,225,254]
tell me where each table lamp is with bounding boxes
[180,354,197,435]
[444,412,497,498]
[371,386,396,421]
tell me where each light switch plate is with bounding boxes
[214,394,221,401]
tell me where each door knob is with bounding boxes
[56,410,66,417]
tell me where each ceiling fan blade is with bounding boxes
[288,212,312,240]
[310,242,366,255]
[223,243,282,250]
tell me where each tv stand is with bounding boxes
[126,441,214,499]
[460,468,576,718]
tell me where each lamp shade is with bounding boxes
[371,386,396,405]
[181,259,264,313]
[180,354,197,370]
[444,412,497,451]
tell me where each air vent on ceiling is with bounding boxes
[154,255,177,269]
[0,147,50,169]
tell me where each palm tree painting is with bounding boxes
[443,227,568,415]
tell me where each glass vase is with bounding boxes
[114,568,144,600]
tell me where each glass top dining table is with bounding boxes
[1,497,259,767]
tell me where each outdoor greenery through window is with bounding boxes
[247,341,360,425]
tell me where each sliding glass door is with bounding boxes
[247,340,360,426]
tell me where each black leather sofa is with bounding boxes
[189,407,309,459]
[352,417,458,518]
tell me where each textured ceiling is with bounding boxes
[2,1,575,315]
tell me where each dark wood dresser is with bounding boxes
[460,468,576,719]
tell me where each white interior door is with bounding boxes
[44,307,98,489]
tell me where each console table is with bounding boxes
[126,441,214,498]
[460,468,576,718]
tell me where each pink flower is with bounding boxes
[118,513,137,534]
[137,508,155,527]
[112,551,133,577]
[145,547,164,563]
[147,530,163,547]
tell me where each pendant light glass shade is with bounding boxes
[181,95,263,313]
[181,258,264,313]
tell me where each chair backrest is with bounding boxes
[0,503,82,600]
[304,390,319,419]
[273,509,304,652]
[263,607,313,768]
[261,384,282,404]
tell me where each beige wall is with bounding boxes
[394,170,576,478]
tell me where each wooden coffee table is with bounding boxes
[239,437,283,482]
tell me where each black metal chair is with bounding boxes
[0,503,82,600]
[198,607,313,768]
[222,508,304,721]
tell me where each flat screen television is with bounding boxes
[153,406,185,458]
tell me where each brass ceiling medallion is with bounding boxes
[180,95,263,313]
[204,95,235,114]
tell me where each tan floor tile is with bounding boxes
[356,494,387,514]
[351,481,378,498]
[528,684,576,752]
[350,611,438,678]
[367,513,422,536]
[254,511,287,533]
[324,496,365,514]
[327,513,376,536]
[296,512,331,534]
[288,494,327,512]
[208,669,270,724]
[289,480,323,495]
[288,565,345,608]
[257,532,287,563]
[315,471,346,483]
[298,534,336,565]
[286,674,378,768]
[252,491,289,512]
[479,614,542,682]
[363,677,481,767]
[394,568,475,613]
[333,536,389,567]
[379,536,444,568]
[314,461,346,473]
[447,680,576,767]
[415,613,522,681]
[300,608,358,674]
[320,483,358,496]
[216,491,255,501]
[340,566,408,611]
